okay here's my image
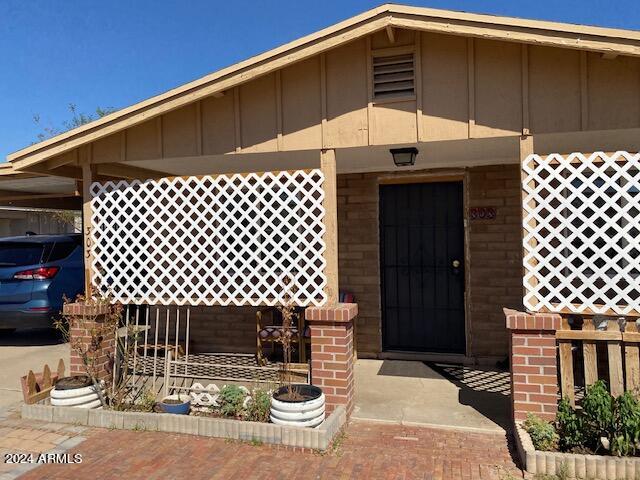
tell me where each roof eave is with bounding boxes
[9,3,640,169]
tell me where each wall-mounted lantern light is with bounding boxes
[390,147,418,167]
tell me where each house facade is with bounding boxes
[6,5,640,364]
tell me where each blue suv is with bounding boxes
[0,234,84,332]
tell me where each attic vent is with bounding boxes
[373,52,415,100]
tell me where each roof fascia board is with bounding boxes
[387,5,640,42]
[389,14,640,57]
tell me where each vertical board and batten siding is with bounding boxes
[201,93,236,154]
[528,46,582,133]
[281,57,323,150]
[420,32,469,141]
[324,39,369,148]
[54,29,640,167]
[473,39,523,137]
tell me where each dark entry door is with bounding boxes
[380,181,465,353]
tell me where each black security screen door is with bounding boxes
[380,181,466,353]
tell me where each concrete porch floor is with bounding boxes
[352,359,511,433]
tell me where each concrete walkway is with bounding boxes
[0,330,69,409]
[0,405,90,480]
[352,359,510,432]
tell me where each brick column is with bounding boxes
[505,308,561,422]
[305,303,357,416]
[63,302,115,382]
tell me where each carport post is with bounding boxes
[81,158,96,297]
[320,148,339,305]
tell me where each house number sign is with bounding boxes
[469,206,496,220]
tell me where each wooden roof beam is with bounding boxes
[21,163,117,182]
[95,163,170,180]
[45,152,79,170]
[385,25,395,44]
[0,190,79,202]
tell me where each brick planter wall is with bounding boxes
[505,308,561,421]
[305,303,357,416]
[63,302,115,381]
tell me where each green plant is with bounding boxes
[556,398,583,451]
[555,380,640,457]
[244,388,271,422]
[218,385,247,418]
[581,380,615,451]
[524,414,559,451]
[135,389,157,412]
[611,391,640,456]
[33,103,117,142]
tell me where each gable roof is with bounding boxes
[9,3,640,169]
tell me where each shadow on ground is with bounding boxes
[426,362,511,431]
[0,328,64,347]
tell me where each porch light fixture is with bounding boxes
[390,147,418,167]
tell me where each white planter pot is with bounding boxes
[50,379,105,409]
[270,385,325,428]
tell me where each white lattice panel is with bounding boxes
[522,151,640,316]
[89,170,327,306]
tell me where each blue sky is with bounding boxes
[0,0,638,160]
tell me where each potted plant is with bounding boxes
[159,392,191,415]
[269,283,325,428]
[50,375,105,409]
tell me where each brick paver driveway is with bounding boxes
[13,419,521,480]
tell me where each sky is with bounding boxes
[0,0,638,160]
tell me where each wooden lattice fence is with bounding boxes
[89,169,327,307]
[522,151,640,317]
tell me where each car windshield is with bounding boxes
[0,242,46,267]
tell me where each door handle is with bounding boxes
[451,259,462,276]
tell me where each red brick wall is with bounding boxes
[510,332,559,420]
[505,309,561,421]
[306,304,357,414]
[64,303,116,381]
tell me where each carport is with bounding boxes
[0,163,81,211]
[0,163,79,410]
